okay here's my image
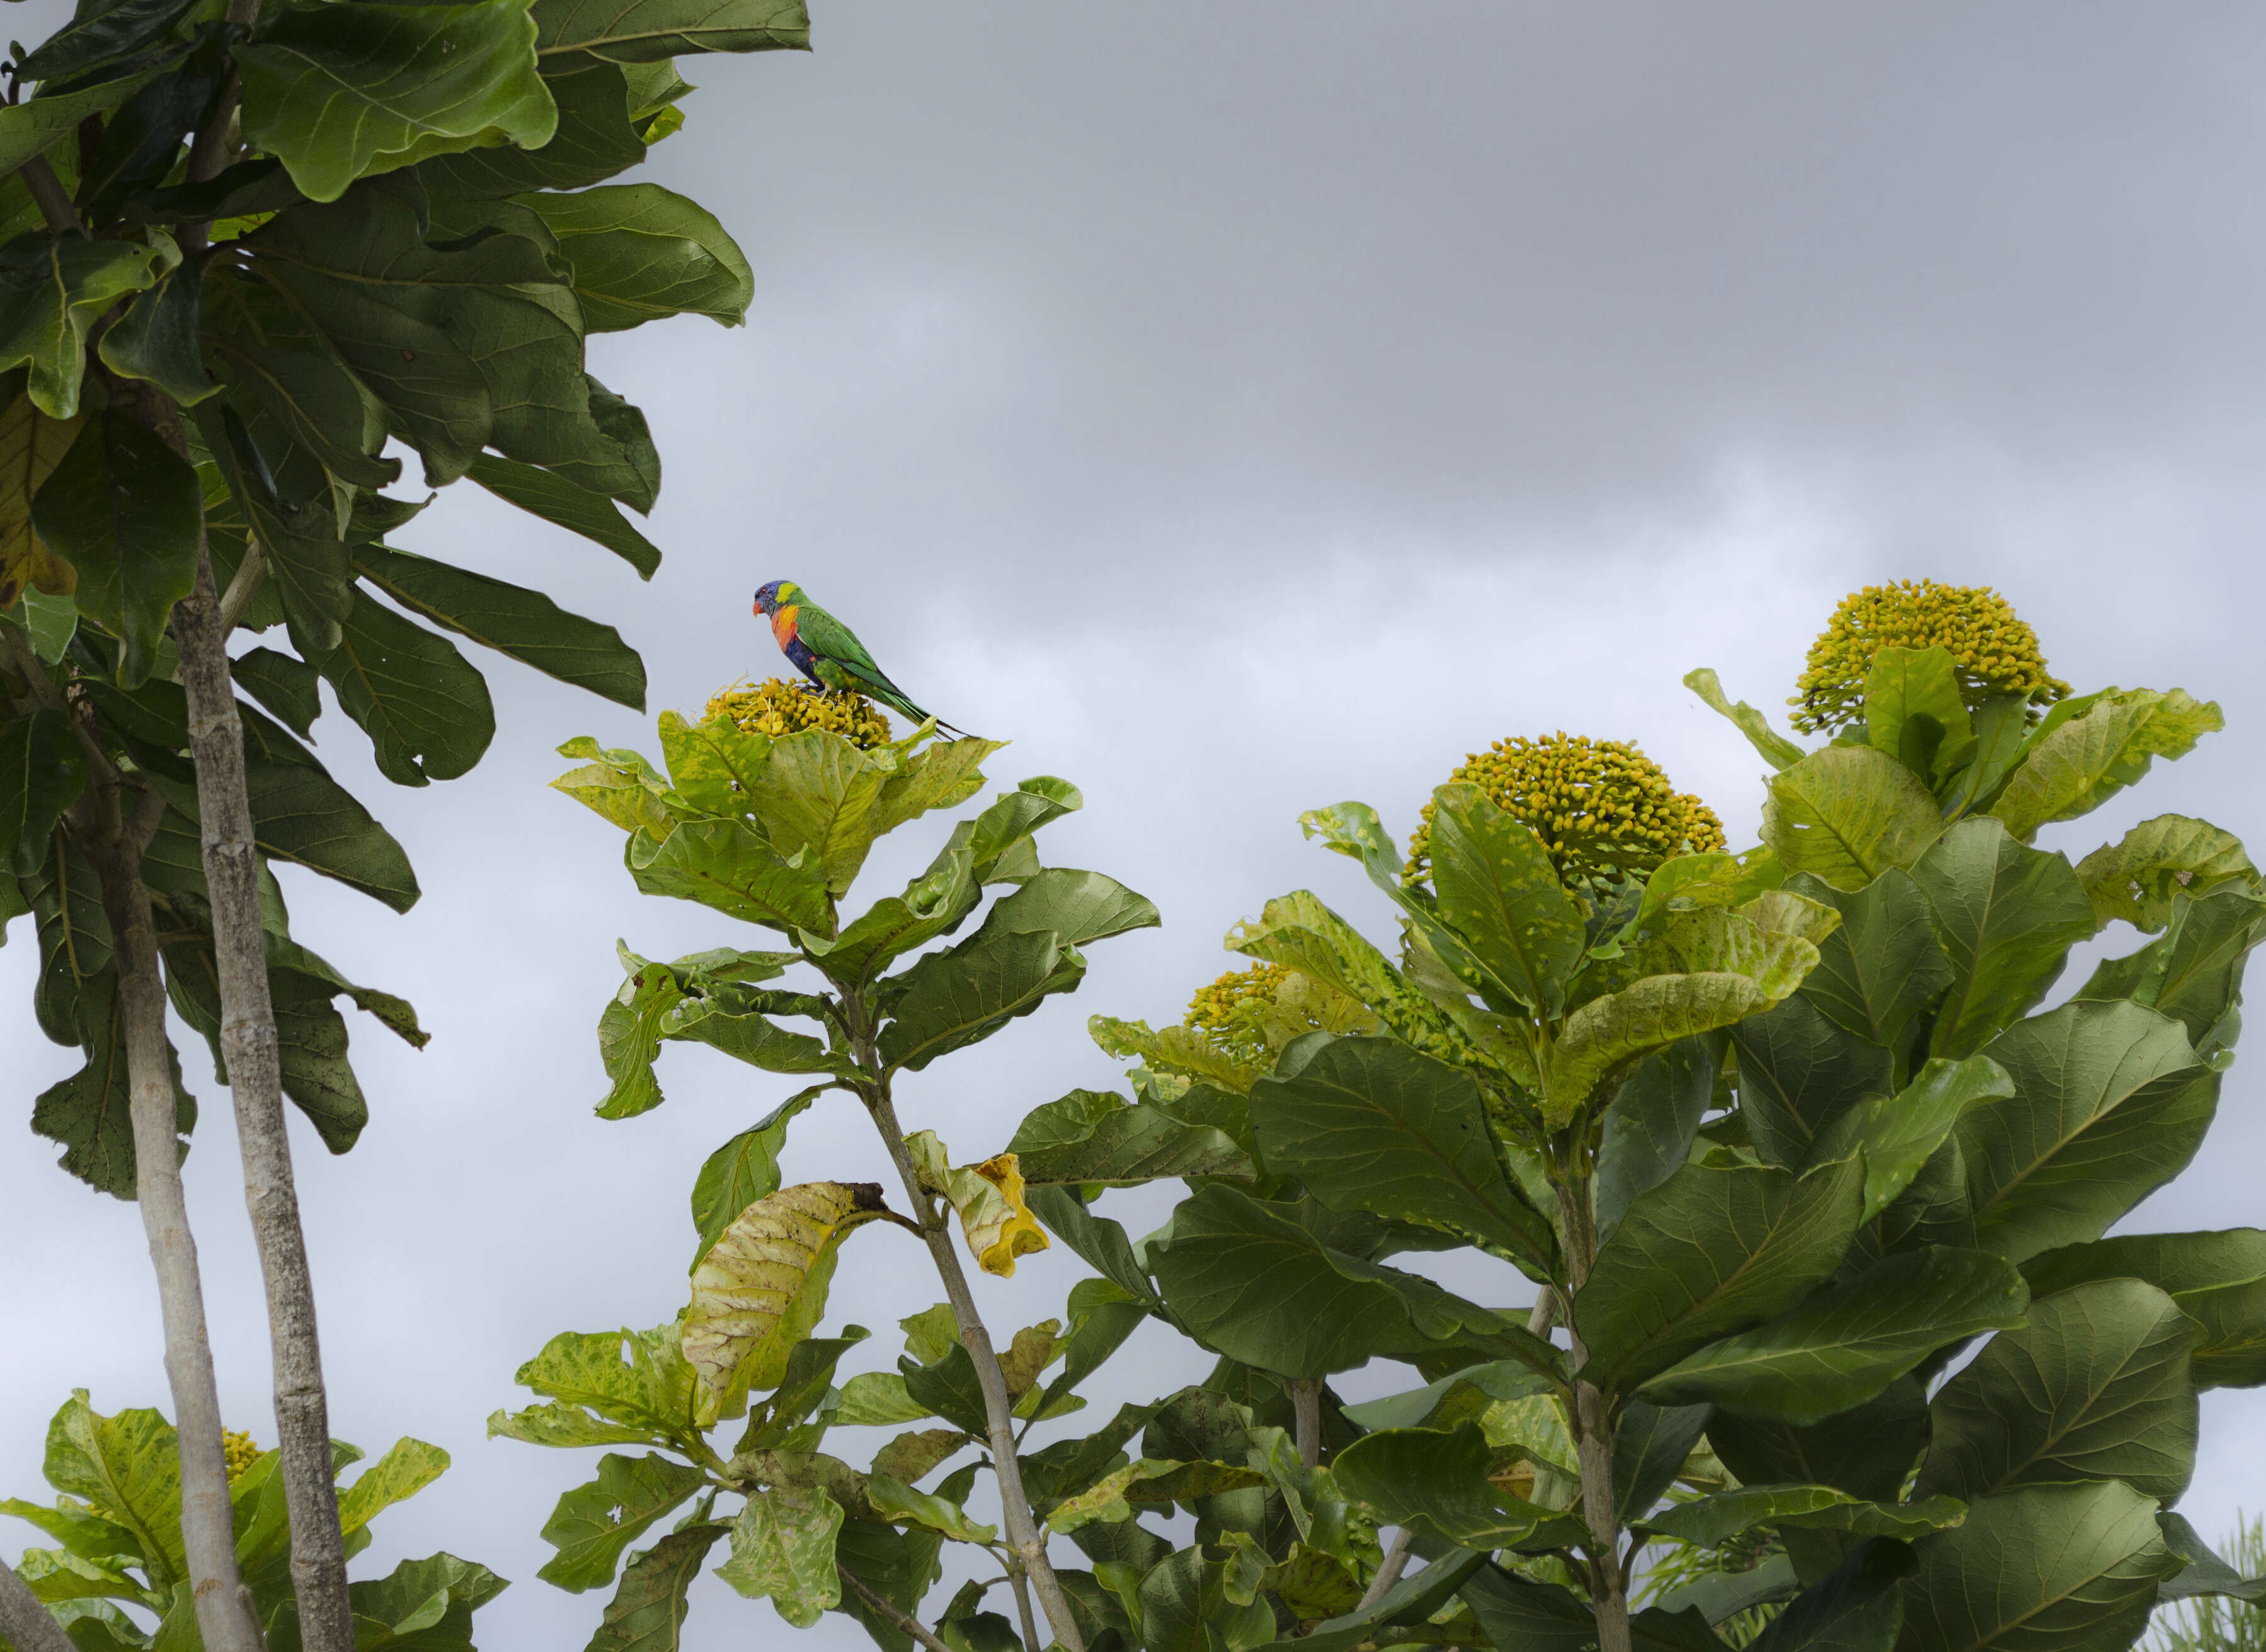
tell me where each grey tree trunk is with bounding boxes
[88,796,269,1652]
[1,630,263,1652]
[0,1555,75,1652]
[862,1086,1087,1652]
[171,541,355,1652]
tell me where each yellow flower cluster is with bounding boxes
[224,1428,260,1482]
[1789,580,2070,733]
[1185,962,1295,1064]
[704,677,892,749]
[1404,733,1726,887]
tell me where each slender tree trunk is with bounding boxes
[86,794,269,1652]
[1005,1564,1043,1652]
[1290,1378,1322,1470]
[0,1556,74,1652]
[170,539,355,1652]
[862,1085,1087,1652]
[1558,1183,1628,1652]
[1,633,263,1652]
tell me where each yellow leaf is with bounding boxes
[684,1181,894,1414]
[903,1131,1051,1278]
[0,393,80,608]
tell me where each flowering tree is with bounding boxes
[508,584,2264,1652]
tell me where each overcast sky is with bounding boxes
[7,4,2266,1648]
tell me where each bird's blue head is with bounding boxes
[752,578,801,618]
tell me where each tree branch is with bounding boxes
[837,1563,955,1652]
[1291,1377,1322,1471]
[215,540,266,636]
[18,153,76,235]
[0,1556,74,1652]
[856,1060,1086,1652]
[1356,1526,1416,1612]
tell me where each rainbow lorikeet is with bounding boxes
[753,579,968,736]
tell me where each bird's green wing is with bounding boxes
[792,600,884,675]
[795,600,919,703]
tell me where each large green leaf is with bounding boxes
[246,176,634,494]
[1863,646,1976,786]
[1762,747,1944,891]
[1248,1035,1554,1271]
[1791,868,1954,1056]
[536,1452,707,1592]
[1595,1038,1716,1242]
[237,0,558,204]
[1707,1377,1930,1503]
[419,54,648,198]
[1228,889,1468,1069]
[1894,1481,2175,1651]
[30,411,199,685]
[353,544,644,708]
[2074,884,2266,1052]
[1959,1000,2208,1262]
[717,1484,840,1627]
[1330,1424,1571,1551]
[1989,689,2223,842]
[1746,1542,1913,1652]
[1024,1186,1162,1311]
[1686,666,1808,771]
[627,817,832,935]
[1613,1399,1716,1527]
[32,974,194,1197]
[489,1323,702,1450]
[1845,1055,2015,1220]
[977,864,1160,949]
[878,927,1082,1074]
[237,758,421,912]
[465,450,659,577]
[26,825,112,1043]
[1647,1486,1966,1548]
[0,708,84,875]
[298,595,495,786]
[2074,814,2255,934]
[1909,818,2097,1059]
[683,1180,890,1410]
[1574,1155,1865,1394]
[1421,782,1586,1013]
[532,0,808,60]
[520,182,752,330]
[688,1094,811,1263]
[0,391,82,611]
[0,229,164,422]
[260,1551,505,1651]
[1149,1185,1544,1380]
[1640,1246,2029,1424]
[1136,1544,1277,1652]
[1549,967,1811,1126]
[2023,1229,2266,1391]
[1008,1087,1250,1188]
[581,1523,726,1652]
[98,256,217,410]
[1916,1278,2196,1503]
[1730,994,1893,1170]
[43,1392,185,1590]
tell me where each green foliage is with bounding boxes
[0,0,795,1204]
[517,556,2261,1652]
[3,1389,501,1646]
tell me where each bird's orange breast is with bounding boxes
[770,605,799,647]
